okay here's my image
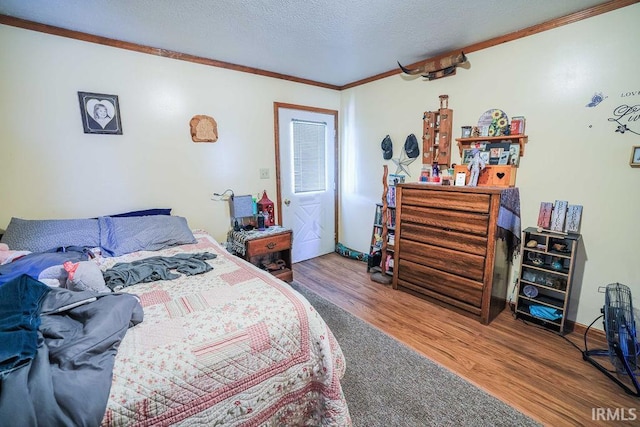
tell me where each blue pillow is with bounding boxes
[109,208,172,218]
[98,216,196,257]
[0,218,100,252]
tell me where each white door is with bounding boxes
[276,105,337,263]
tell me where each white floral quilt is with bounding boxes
[101,231,351,426]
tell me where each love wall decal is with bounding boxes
[585,89,640,136]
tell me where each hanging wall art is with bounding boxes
[77,91,123,135]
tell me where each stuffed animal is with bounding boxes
[63,261,111,293]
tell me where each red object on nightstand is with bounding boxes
[257,190,275,226]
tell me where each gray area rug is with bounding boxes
[291,282,541,427]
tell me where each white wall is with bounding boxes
[338,5,640,328]
[0,25,340,243]
[1,5,639,329]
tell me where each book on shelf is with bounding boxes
[374,206,382,225]
[386,186,396,207]
[386,209,396,228]
[372,232,383,249]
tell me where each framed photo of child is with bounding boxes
[78,91,123,135]
[630,145,640,168]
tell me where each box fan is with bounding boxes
[583,283,640,396]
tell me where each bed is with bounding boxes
[0,215,351,426]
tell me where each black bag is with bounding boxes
[368,250,382,269]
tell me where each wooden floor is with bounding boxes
[293,253,639,427]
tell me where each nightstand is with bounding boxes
[227,227,293,282]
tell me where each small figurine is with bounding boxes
[467,147,486,187]
[432,162,440,177]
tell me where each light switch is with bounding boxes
[259,168,270,179]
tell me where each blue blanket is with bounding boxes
[0,249,90,285]
[496,187,521,262]
[0,275,51,374]
[0,278,143,426]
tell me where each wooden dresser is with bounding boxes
[392,184,510,324]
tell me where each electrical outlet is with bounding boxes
[259,168,270,179]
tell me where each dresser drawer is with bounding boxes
[397,258,483,309]
[245,233,291,256]
[398,239,485,282]
[400,204,489,236]
[401,188,491,213]
[400,222,488,256]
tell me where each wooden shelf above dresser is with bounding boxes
[456,135,528,157]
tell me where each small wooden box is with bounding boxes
[453,165,517,187]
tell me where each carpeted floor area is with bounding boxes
[291,282,541,427]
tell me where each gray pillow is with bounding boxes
[0,218,100,252]
[99,215,196,257]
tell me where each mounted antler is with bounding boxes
[398,52,467,80]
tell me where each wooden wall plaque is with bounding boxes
[190,115,218,142]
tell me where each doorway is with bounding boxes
[274,103,338,263]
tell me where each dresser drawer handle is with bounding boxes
[266,242,277,249]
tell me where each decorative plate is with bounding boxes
[523,285,538,298]
[477,109,509,137]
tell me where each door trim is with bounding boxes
[273,102,339,248]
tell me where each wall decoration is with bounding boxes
[77,91,122,135]
[422,95,452,167]
[398,52,467,81]
[564,205,583,233]
[391,148,415,176]
[631,145,640,167]
[190,115,218,142]
[608,102,640,136]
[550,200,568,232]
[537,202,553,229]
[477,109,509,137]
[585,92,607,107]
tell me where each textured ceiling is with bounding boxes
[0,0,612,87]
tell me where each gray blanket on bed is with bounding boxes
[103,252,216,291]
[0,282,143,427]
